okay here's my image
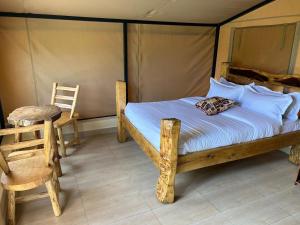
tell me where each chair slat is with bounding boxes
[7,149,44,162]
[16,192,49,204]
[0,139,44,152]
[55,95,74,101]
[56,86,77,91]
[54,103,72,109]
[0,124,44,136]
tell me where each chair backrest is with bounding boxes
[50,82,80,118]
[0,121,56,175]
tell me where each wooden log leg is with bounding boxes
[289,145,300,165]
[34,130,42,149]
[14,123,21,143]
[117,113,127,143]
[51,127,63,177]
[34,130,41,139]
[57,127,66,157]
[156,118,181,204]
[54,156,62,177]
[45,179,62,217]
[72,119,80,145]
[53,169,61,192]
[116,81,127,143]
[295,167,300,185]
[7,191,16,225]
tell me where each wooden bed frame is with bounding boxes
[116,62,300,204]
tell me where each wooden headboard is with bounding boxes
[221,62,300,93]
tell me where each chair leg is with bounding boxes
[53,169,61,192]
[73,119,80,145]
[54,155,63,177]
[45,179,62,217]
[7,191,15,225]
[57,127,66,157]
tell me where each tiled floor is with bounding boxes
[16,132,300,225]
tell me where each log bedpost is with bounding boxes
[289,145,300,165]
[221,62,231,78]
[116,81,127,143]
[156,118,181,204]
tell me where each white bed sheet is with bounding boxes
[281,119,300,134]
[125,97,282,155]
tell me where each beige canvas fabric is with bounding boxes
[128,24,215,102]
[231,23,296,74]
[0,18,37,118]
[28,19,124,119]
[0,18,215,119]
[0,0,264,24]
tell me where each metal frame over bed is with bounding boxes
[116,62,300,204]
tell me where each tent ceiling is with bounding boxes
[0,0,265,24]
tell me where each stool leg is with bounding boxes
[57,127,66,157]
[46,179,62,217]
[14,123,21,143]
[7,191,15,225]
[34,130,41,139]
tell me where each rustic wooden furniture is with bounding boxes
[0,120,62,225]
[295,167,300,185]
[51,82,80,157]
[116,63,300,204]
[7,105,62,143]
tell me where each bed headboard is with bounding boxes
[221,62,300,94]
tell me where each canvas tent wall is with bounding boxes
[0,0,268,120]
[0,18,215,119]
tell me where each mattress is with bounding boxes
[125,97,290,155]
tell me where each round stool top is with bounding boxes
[7,105,62,126]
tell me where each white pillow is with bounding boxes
[207,78,244,102]
[252,85,283,95]
[240,86,293,124]
[219,77,254,87]
[252,85,300,121]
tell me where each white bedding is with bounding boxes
[282,119,300,134]
[125,97,286,155]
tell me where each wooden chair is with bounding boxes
[51,83,80,157]
[0,121,62,225]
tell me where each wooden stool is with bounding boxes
[51,83,80,157]
[7,105,62,143]
[0,121,62,225]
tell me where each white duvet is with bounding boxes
[125,97,284,155]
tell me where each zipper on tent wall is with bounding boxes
[211,26,220,77]
[123,22,129,103]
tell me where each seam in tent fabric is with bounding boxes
[137,25,141,102]
[25,17,39,106]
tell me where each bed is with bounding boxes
[115,62,300,204]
